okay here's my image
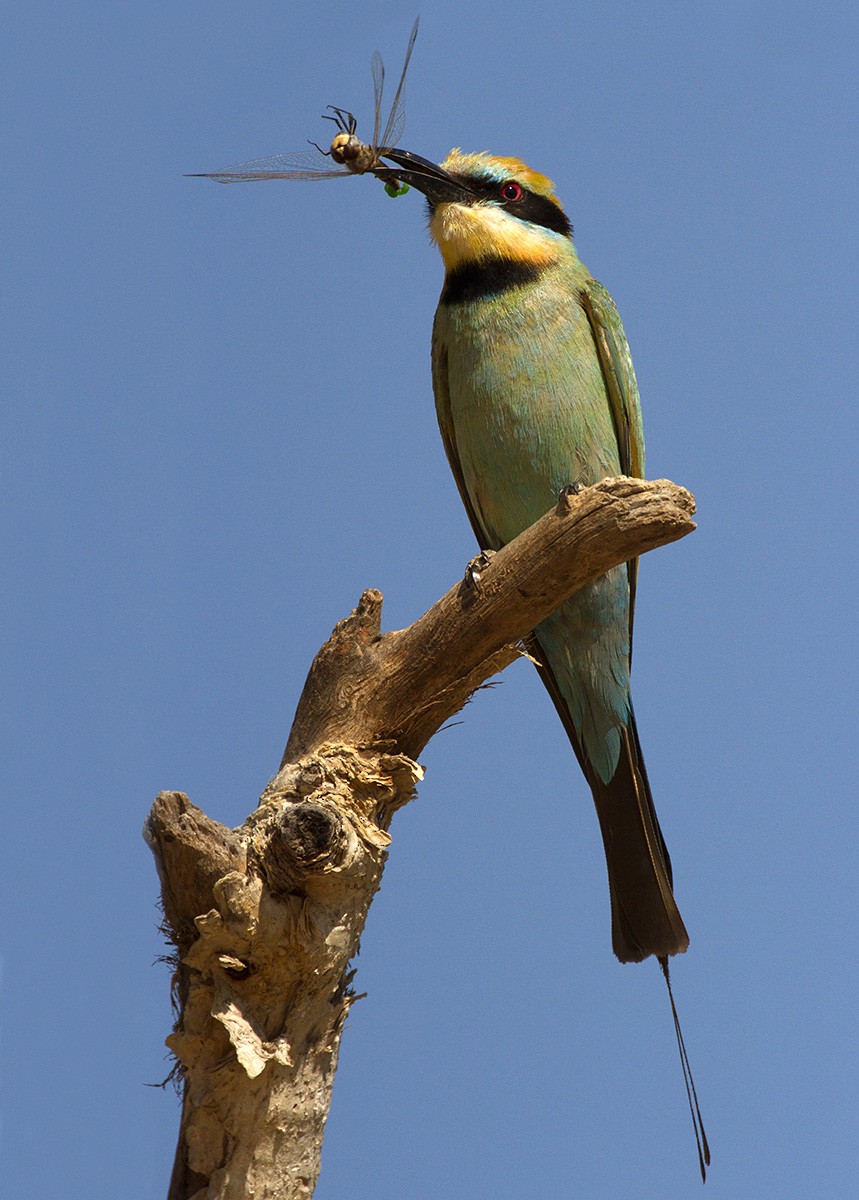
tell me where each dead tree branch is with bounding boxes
[144,476,696,1200]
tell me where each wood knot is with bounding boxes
[282,804,340,863]
[261,802,348,893]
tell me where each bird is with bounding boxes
[380,146,689,965]
[379,147,710,1178]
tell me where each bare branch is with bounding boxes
[145,476,696,1199]
[282,476,696,762]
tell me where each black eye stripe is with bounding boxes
[508,191,571,237]
[445,171,572,238]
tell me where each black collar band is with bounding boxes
[440,257,546,305]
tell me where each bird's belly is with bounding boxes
[436,292,633,783]
[441,301,621,547]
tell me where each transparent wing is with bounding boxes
[188,148,355,183]
[379,16,419,149]
[370,51,384,151]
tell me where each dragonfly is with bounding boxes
[188,18,420,197]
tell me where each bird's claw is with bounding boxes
[557,481,586,510]
[464,549,497,592]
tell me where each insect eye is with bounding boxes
[501,181,523,202]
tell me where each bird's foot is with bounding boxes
[557,481,586,511]
[463,549,497,593]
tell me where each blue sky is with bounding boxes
[3,2,856,1196]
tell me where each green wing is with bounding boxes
[431,334,493,551]
[580,278,645,635]
[580,279,645,480]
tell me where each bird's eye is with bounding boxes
[501,181,523,202]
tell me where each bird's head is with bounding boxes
[382,148,573,272]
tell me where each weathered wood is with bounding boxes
[145,476,696,1199]
[147,752,421,1200]
[282,476,696,762]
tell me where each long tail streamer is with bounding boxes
[659,956,711,1183]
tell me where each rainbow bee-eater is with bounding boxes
[381,147,690,967]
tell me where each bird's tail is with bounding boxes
[527,636,688,962]
[588,710,689,962]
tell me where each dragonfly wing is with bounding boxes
[189,149,353,182]
[370,51,384,150]
[379,16,419,149]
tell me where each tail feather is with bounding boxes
[592,715,689,962]
[526,635,688,962]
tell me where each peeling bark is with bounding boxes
[145,477,696,1198]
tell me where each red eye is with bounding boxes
[501,181,523,202]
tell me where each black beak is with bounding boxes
[375,149,474,206]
